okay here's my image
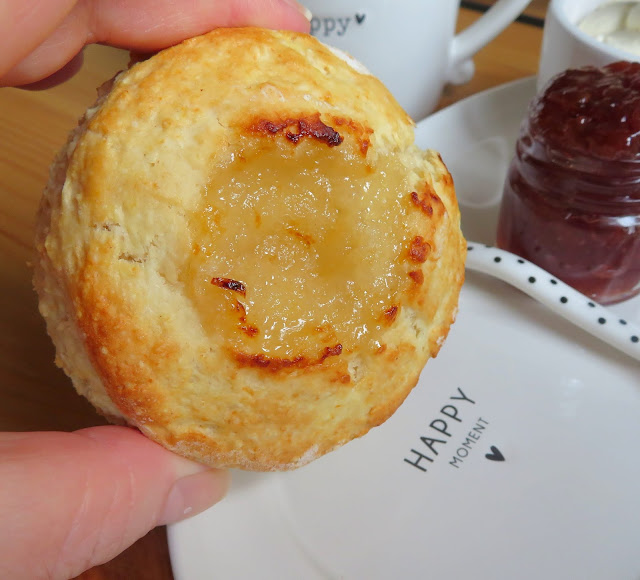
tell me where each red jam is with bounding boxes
[497,61,640,304]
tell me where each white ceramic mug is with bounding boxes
[305,0,532,121]
[538,0,640,90]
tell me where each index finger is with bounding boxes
[0,0,312,87]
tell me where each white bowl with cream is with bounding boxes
[538,0,640,89]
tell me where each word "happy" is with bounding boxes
[310,14,366,38]
[404,387,476,473]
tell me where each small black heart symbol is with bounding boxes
[355,13,366,24]
[485,446,505,462]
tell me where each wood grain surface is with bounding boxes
[0,2,547,578]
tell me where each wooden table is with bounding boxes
[0,2,547,578]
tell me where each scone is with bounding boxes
[34,28,466,471]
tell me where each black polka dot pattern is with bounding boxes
[465,242,640,362]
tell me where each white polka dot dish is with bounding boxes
[465,241,640,362]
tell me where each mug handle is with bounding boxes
[448,0,532,84]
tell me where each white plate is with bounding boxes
[169,78,640,580]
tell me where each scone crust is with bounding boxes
[34,28,465,470]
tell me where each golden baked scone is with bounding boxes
[34,28,466,471]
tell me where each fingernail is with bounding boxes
[283,0,313,21]
[160,467,230,524]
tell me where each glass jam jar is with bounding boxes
[497,61,640,305]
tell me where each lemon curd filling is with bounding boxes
[185,135,418,361]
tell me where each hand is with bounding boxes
[0,426,229,579]
[0,0,311,88]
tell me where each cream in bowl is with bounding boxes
[579,1,640,55]
[539,0,640,88]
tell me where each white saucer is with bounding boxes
[169,78,640,580]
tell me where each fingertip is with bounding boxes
[76,425,230,524]
[16,50,84,90]
[281,0,313,24]
[160,467,230,525]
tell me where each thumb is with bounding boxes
[0,426,229,580]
